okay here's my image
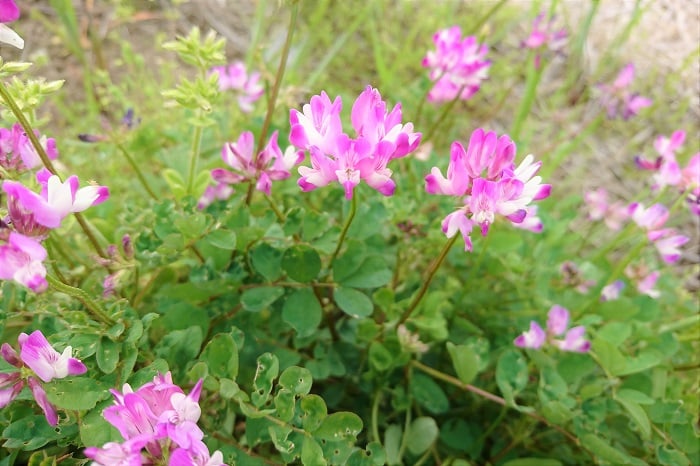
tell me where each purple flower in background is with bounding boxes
[629,202,688,263]
[522,13,567,52]
[583,188,629,230]
[0,232,48,292]
[422,26,491,102]
[0,0,22,49]
[598,63,652,120]
[211,131,302,196]
[426,128,550,251]
[197,182,234,210]
[209,61,264,113]
[626,264,661,298]
[0,330,87,425]
[559,261,595,293]
[514,305,590,353]
[291,86,421,199]
[600,280,625,301]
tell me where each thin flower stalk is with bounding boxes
[46,274,115,326]
[329,193,358,267]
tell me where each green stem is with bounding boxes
[410,360,584,447]
[510,52,545,143]
[264,194,285,222]
[46,274,115,326]
[0,80,59,175]
[329,194,358,267]
[371,390,382,444]
[421,85,465,144]
[114,141,158,200]
[186,122,204,196]
[467,0,508,34]
[256,2,298,153]
[396,234,458,327]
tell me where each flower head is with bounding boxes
[211,131,302,197]
[0,124,59,172]
[0,232,47,292]
[0,330,87,425]
[422,26,490,103]
[291,86,421,199]
[209,61,264,113]
[522,13,567,52]
[598,63,652,120]
[425,128,550,251]
[514,305,590,353]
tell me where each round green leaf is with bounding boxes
[334,287,373,318]
[44,377,108,410]
[282,288,322,337]
[206,229,237,250]
[300,394,328,432]
[200,333,239,379]
[446,342,480,385]
[410,373,449,414]
[250,242,283,281]
[241,286,284,312]
[279,366,313,395]
[301,437,325,466]
[314,412,363,441]
[96,336,120,374]
[406,416,439,455]
[282,245,322,283]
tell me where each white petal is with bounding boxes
[0,24,24,49]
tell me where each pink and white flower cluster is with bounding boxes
[583,187,629,231]
[1,330,87,425]
[628,202,689,264]
[209,61,264,113]
[289,86,421,199]
[0,123,59,173]
[598,63,652,120]
[1,167,109,291]
[514,305,590,353]
[425,128,551,251]
[521,13,567,53]
[209,130,303,200]
[422,26,491,103]
[635,130,700,215]
[84,372,226,466]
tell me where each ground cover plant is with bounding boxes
[0,0,698,465]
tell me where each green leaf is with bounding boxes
[200,332,239,379]
[592,338,627,375]
[300,394,328,432]
[153,326,203,371]
[406,417,439,456]
[617,389,655,405]
[614,350,663,376]
[541,401,574,424]
[279,366,313,395]
[334,287,374,318]
[269,424,295,456]
[282,245,322,283]
[250,242,283,281]
[241,286,284,312]
[597,322,632,345]
[384,424,402,465]
[337,256,392,289]
[3,415,77,450]
[44,377,107,410]
[615,396,651,439]
[368,341,394,372]
[80,401,121,446]
[346,442,387,466]
[96,337,120,374]
[501,459,563,466]
[496,349,528,406]
[580,434,632,464]
[410,373,450,414]
[314,412,363,441]
[206,229,237,250]
[301,437,325,466]
[252,353,279,408]
[657,446,692,466]
[447,342,480,385]
[282,288,322,337]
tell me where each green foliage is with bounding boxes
[0,1,697,465]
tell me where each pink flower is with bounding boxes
[522,13,567,52]
[2,169,109,233]
[0,124,59,172]
[422,26,490,102]
[425,128,550,251]
[687,188,700,217]
[0,330,87,425]
[18,330,87,382]
[629,202,668,232]
[0,0,22,49]
[637,271,661,298]
[84,436,150,466]
[652,229,688,264]
[511,205,543,233]
[209,62,264,113]
[514,305,590,352]
[598,63,652,120]
[513,321,546,349]
[0,232,48,292]
[211,131,302,196]
[680,153,699,191]
[197,183,234,210]
[169,440,227,466]
[600,280,625,301]
[291,86,421,199]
